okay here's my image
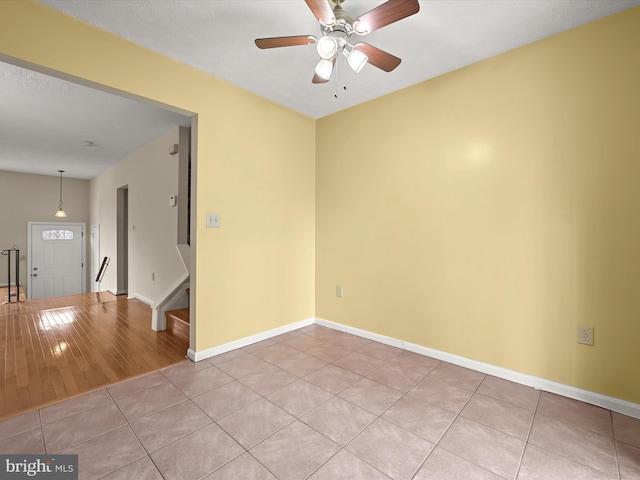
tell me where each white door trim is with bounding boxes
[27,222,86,300]
[91,224,100,292]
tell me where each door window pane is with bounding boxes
[42,229,74,240]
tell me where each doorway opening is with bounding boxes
[116,185,128,296]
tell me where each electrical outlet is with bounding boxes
[578,325,594,346]
[336,285,343,298]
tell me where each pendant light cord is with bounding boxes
[58,170,64,210]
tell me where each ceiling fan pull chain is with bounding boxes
[343,56,348,92]
[334,55,339,98]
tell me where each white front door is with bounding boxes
[29,223,85,299]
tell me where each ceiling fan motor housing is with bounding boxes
[332,3,354,34]
[318,2,354,59]
[320,27,348,52]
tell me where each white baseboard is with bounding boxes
[182,314,639,419]
[315,317,640,419]
[187,317,315,362]
[131,293,153,305]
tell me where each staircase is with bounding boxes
[165,307,189,342]
[151,244,190,332]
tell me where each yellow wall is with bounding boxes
[2,1,639,404]
[316,8,640,403]
[0,0,316,351]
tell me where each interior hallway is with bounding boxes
[0,292,188,419]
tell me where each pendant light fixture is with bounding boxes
[54,170,67,218]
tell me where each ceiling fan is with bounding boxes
[255,0,420,84]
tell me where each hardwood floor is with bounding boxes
[0,285,26,303]
[0,291,189,419]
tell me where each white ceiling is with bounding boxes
[0,63,191,180]
[2,0,638,179]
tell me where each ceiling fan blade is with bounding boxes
[354,43,401,72]
[255,35,316,49]
[353,0,420,34]
[304,0,336,26]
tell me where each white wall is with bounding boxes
[90,127,187,303]
[0,170,90,291]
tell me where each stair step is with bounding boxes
[166,308,189,324]
[166,308,189,341]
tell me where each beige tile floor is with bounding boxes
[1,324,639,479]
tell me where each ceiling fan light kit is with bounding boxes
[314,58,335,80]
[345,44,368,73]
[317,35,338,59]
[255,0,420,86]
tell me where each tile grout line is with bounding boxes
[220,336,401,479]
[95,385,151,479]
[403,366,442,480]
[610,408,623,480]
[524,396,613,475]
[406,366,465,479]
[118,375,234,479]
[179,390,248,479]
[512,386,543,480]
[245,449,281,480]
[515,392,622,479]
[369,353,476,479]
[42,403,125,455]
[305,346,430,479]
[37,406,46,454]
[420,369,503,479]
[247,336,451,478]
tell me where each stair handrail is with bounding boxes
[1,247,21,303]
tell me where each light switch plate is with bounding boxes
[206,213,220,228]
